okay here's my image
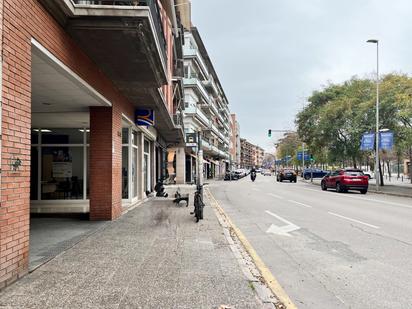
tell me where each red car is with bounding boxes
[321,169,369,194]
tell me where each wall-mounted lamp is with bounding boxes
[11,157,22,172]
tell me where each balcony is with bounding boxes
[39,0,168,92]
[202,76,219,96]
[183,78,209,102]
[184,105,211,129]
[183,46,209,78]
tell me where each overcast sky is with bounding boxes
[192,0,412,152]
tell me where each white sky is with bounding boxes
[192,0,412,153]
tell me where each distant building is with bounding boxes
[240,138,264,168]
[230,114,241,169]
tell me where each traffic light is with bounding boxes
[268,129,272,137]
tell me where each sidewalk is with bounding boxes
[302,178,412,198]
[0,187,267,309]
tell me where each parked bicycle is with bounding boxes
[191,184,204,222]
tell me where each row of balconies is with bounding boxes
[40,0,185,145]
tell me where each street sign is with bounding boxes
[379,131,394,150]
[297,152,310,161]
[360,133,375,150]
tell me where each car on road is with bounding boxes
[224,171,239,181]
[321,169,369,194]
[277,168,297,182]
[302,168,329,180]
[262,169,272,176]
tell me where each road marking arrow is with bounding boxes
[265,210,300,237]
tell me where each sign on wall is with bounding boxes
[52,162,72,178]
[186,133,198,147]
[135,109,155,126]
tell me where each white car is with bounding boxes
[262,169,272,176]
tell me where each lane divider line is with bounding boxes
[287,200,312,208]
[206,189,297,309]
[301,187,412,209]
[268,193,284,199]
[328,212,380,229]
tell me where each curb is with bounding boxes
[301,179,412,199]
[206,189,297,309]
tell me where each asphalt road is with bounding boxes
[208,175,412,309]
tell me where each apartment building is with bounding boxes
[255,146,265,167]
[0,0,185,289]
[240,138,264,169]
[230,114,241,169]
[173,26,231,183]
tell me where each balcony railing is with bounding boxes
[71,0,167,64]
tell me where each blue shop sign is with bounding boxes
[135,109,155,126]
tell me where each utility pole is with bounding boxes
[197,131,203,198]
[302,142,305,177]
[367,39,380,191]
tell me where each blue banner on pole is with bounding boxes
[297,152,310,161]
[379,131,394,150]
[360,133,375,151]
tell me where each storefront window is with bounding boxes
[122,128,129,144]
[40,147,84,200]
[31,130,39,144]
[132,147,138,198]
[41,128,84,144]
[122,147,129,199]
[31,147,39,200]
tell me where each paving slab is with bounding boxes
[0,188,263,309]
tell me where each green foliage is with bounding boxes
[295,74,412,166]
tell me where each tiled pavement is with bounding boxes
[0,188,263,309]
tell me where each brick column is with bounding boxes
[0,2,31,288]
[89,107,122,221]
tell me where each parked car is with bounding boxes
[224,171,239,181]
[277,168,297,182]
[235,169,247,178]
[321,169,369,194]
[363,171,372,179]
[302,168,329,180]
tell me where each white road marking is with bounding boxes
[328,212,380,229]
[301,187,412,209]
[267,193,284,199]
[265,210,300,236]
[287,200,312,208]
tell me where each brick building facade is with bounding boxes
[240,138,264,169]
[0,0,184,289]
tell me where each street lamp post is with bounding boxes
[367,39,380,191]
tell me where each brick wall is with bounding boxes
[0,0,136,289]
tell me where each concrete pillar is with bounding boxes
[198,150,204,185]
[89,107,122,220]
[175,147,186,184]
